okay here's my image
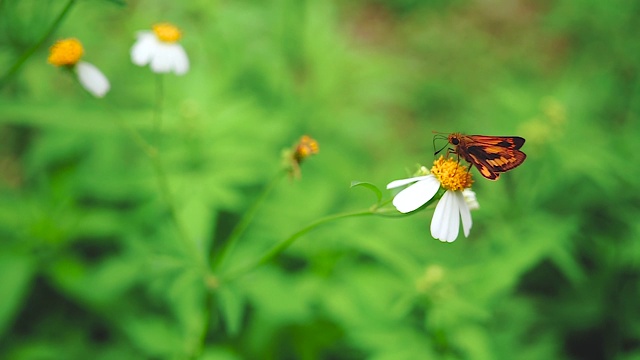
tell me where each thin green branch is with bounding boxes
[0,0,76,89]
[212,170,286,271]
[101,98,202,266]
[150,155,200,255]
[99,103,157,159]
[150,74,204,267]
[218,209,376,283]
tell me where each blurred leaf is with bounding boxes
[122,314,184,358]
[201,347,242,360]
[217,284,246,337]
[0,254,34,338]
[102,0,126,5]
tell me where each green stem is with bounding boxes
[150,74,203,266]
[98,101,157,159]
[212,170,286,270]
[151,156,202,260]
[0,0,76,89]
[219,209,376,283]
[153,74,164,132]
[100,97,201,265]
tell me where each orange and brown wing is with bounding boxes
[466,146,526,180]
[463,136,527,180]
[466,135,526,150]
[466,152,500,180]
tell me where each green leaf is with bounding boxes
[350,181,382,204]
[0,255,35,338]
[218,285,246,336]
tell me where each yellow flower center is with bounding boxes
[48,38,83,66]
[153,23,182,43]
[430,156,473,191]
[294,135,319,162]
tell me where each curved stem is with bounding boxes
[212,170,286,270]
[0,0,76,89]
[219,209,376,283]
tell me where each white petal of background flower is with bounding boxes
[131,32,157,66]
[150,45,175,73]
[75,61,110,98]
[392,175,440,213]
[456,191,472,237]
[431,190,460,242]
[130,31,190,75]
[170,44,189,75]
[386,175,433,190]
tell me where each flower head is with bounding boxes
[387,156,477,242]
[131,22,189,75]
[294,135,320,163]
[48,38,110,98]
[48,38,84,66]
[283,135,319,179]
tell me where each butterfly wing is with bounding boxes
[466,135,526,150]
[466,146,526,180]
[461,135,527,180]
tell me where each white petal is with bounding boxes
[75,61,110,98]
[463,188,479,210]
[170,44,189,75]
[135,30,155,39]
[392,176,440,213]
[131,33,158,66]
[431,191,460,242]
[149,44,175,73]
[455,191,472,237]
[386,175,433,190]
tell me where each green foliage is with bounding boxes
[1,0,639,359]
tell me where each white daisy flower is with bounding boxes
[131,23,189,75]
[48,38,110,98]
[387,156,478,243]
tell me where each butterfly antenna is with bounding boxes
[432,134,448,156]
[434,142,448,156]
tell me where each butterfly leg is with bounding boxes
[445,148,457,159]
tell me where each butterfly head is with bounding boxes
[447,133,463,146]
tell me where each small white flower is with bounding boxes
[48,38,110,98]
[131,23,189,75]
[387,157,478,243]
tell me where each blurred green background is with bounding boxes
[1,0,639,359]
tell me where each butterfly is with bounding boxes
[435,133,527,180]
